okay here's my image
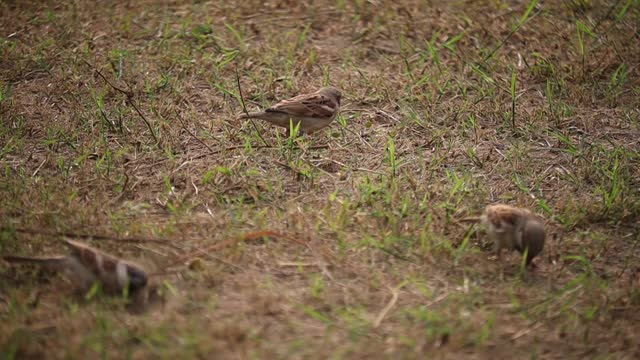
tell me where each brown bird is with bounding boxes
[236,86,342,134]
[480,204,546,266]
[3,239,148,294]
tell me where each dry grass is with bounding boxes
[1,0,640,358]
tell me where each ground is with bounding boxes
[1,0,640,358]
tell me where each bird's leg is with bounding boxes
[491,238,502,261]
[495,247,502,262]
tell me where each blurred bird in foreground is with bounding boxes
[4,239,148,295]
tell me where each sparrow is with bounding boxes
[480,204,546,266]
[3,239,148,294]
[236,86,341,134]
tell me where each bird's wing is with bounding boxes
[63,239,147,292]
[267,92,337,118]
[63,239,119,274]
[486,205,522,229]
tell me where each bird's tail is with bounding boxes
[3,255,67,267]
[236,112,263,120]
[459,216,481,223]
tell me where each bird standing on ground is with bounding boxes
[237,86,342,135]
[480,204,546,267]
[3,239,148,294]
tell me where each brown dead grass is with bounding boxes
[1,0,640,358]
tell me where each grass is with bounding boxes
[1,0,640,358]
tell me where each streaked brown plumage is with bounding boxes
[480,204,546,266]
[237,87,341,133]
[3,239,147,294]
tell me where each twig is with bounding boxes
[182,143,330,161]
[338,120,375,150]
[275,160,304,178]
[160,230,305,272]
[373,286,400,328]
[235,67,269,147]
[313,157,386,176]
[298,157,337,178]
[83,59,131,96]
[83,59,160,146]
[616,232,640,279]
[376,245,413,262]
[128,100,160,145]
[511,321,544,340]
[175,110,216,153]
[8,227,180,248]
[592,0,623,33]
[483,8,543,62]
[32,157,47,177]
[226,144,329,152]
[201,253,245,271]
[426,292,449,307]
[277,261,329,267]
[240,9,339,24]
[135,244,171,258]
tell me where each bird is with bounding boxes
[236,86,341,135]
[480,204,546,267]
[3,239,148,295]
